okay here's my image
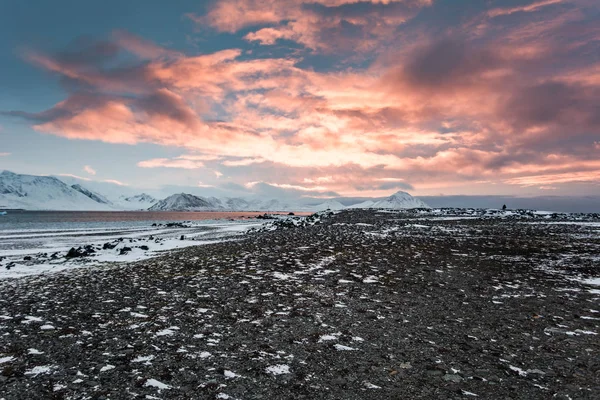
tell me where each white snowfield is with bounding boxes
[0,170,430,212]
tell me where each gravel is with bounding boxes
[0,209,599,399]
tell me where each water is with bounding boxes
[0,210,279,254]
[0,210,276,232]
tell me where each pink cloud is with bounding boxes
[8,0,600,196]
[137,156,206,169]
[103,179,128,186]
[193,0,433,51]
[487,0,566,18]
[83,165,96,175]
[112,30,181,59]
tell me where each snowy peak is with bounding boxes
[312,199,346,211]
[371,191,430,209]
[0,170,429,211]
[0,170,113,210]
[149,193,222,211]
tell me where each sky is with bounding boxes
[0,0,599,199]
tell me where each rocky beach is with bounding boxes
[0,209,599,399]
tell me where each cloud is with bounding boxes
[197,181,215,188]
[5,0,600,196]
[193,0,433,52]
[112,30,181,59]
[83,165,96,175]
[221,158,266,167]
[505,171,600,186]
[0,152,10,157]
[487,0,566,18]
[103,179,128,186]
[137,155,206,169]
[247,181,341,198]
[57,173,92,181]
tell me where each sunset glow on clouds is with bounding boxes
[2,0,599,197]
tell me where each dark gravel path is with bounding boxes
[1,210,599,399]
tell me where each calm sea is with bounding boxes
[0,210,295,232]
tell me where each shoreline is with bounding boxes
[0,209,598,399]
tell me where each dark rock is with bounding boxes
[443,374,463,383]
[65,246,94,258]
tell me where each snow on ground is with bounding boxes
[0,208,598,399]
[0,219,263,279]
[265,364,290,375]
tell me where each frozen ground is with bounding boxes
[0,209,599,399]
[0,219,263,279]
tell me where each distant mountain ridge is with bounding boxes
[0,170,111,211]
[370,191,430,209]
[71,184,111,204]
[124,193,156,203]
[0,170,430,211]
[149,193,216,211]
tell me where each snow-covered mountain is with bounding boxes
[311,199,346,211]
[0,170,113,211]
[369,191,430,209]
[125,193,156,203]
[148,193,298,212]
[71,184,111,204]
[149,193,221,211]
[55,175,137,200]
[52,174,157,210]
[0,170,429,212]
[346,200,375,209]
[116,193,158,210]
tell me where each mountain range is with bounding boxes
[0,170,429,212]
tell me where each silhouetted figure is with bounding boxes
[502,204,507,211]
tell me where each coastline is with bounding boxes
[0,209,598,399]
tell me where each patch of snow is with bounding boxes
[100,364,115,372]
[144,378,171,390]
[318,333,341,342]
[509,365,527,376]
[155,327,179,337]
[25,365,55,375]
[224,370,240,379]
[132,355,155,363]
[265,364,291,375]
[334,344,358,351]
[22,316,43,323]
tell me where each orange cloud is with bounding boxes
[7,0,600,196]
[192,0,433,51]
[488,0,566,18]
[137,156,206,169]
